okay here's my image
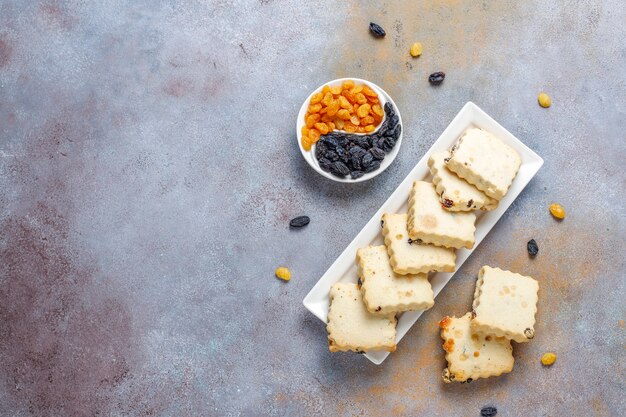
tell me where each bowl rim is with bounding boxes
[296,78,403,183]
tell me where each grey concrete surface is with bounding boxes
[0,0,624,416]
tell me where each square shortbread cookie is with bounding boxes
[382,213,456,275]
[471,266,539,343]
[439,312,514,383]
[356,245,434,315]
[447,128,521,200]
[407,181,476,249]
[428,151,499,212]
[326,283,397,353]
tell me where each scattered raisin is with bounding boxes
[289,216,310,228]
[467,199,474,208]
[410,42,423,57]
[275,267,291,281]
[442,198,454,208]
[369,22,386,37]
[428,71,446,85]
[480,406,497,417]
[527,239,538,257]
[541,352,557,366]
[538,92,551,108]
[549,203,566,219]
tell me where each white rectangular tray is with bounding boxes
[302,102,543,365]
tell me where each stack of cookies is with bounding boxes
[439,266,539,383]
[326,128,523,355]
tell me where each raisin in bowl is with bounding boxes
[297,78,403,183]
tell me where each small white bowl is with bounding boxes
[296,78,403,183]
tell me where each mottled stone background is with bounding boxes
[0,0,624,416]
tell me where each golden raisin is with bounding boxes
[314,122,329,135]
[308,129,320,143]
[342,89,356,104]
[356,126,365,133]
[305,113,319,128]
[367,96,379,104]
[350,85,363,94]
[364,124,375,132]
[339,95,352,110]
[357,103,371,118]
[342,80,355,90]
[361,115,375,125]
[330,85,342,95]
[372,104,384,117]
[301,126,309,137]
[326,100,340,117]
[320,113,333,123]
[310,92,323,104]
[301,136,312,151]
[308,103,322,113]
[321,85,331,94]
[549,203,566,219]
[334,118,345,130]
[355,92,367,104]
[326,121,335,131]
[337,109,351,120]
[350,115,360,126]
[538,92,551,108]
[410,42,423,57]
[343,123,357,133]
[541,352,556,366]
[322,92,333,106]
[275,267,291,281]
[362,85,377,97]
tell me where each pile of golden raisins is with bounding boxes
[301,80,384,151]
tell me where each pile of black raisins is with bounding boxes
[314,102,401,180]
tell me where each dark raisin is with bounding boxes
[360,152,372,168]
[527,239,539,257]
[326,150,339,161]
[467,199,474,208]
[289,216,310,228]
[363,160,381,173]
[444,156,451,163]
[524,328,535,339]
[408,238,422,245]
[375,306,382,312]
[330,161,349,177]
[389,114,399,127]
[381,220,384,228]
[336,147,349,163]
[369,147,385,160]
[315,142,328,159]
[384,102,393,115]
[480,406,497,417]
[350,155,362,171]
[318,157,332,172]
[369,22,386,38]
[391,123,402,140]
[442,198,454,208]
[381,138,395,153]
[356,137,370,149]
[428,71,446,85]
[324,136,339,149]
[349,145,366,156]
[357,278,362,288]
[350,170,364,180]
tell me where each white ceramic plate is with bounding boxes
[296,78,403,183]
[302,102,543,365]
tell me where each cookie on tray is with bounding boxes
[471,266,539,343]
[407,181,476,249]
[326,283,397,353]
[446,128,521,200]
[439,312,514,383]
[356,245,434,315]
[428,151,499,211]
[382,213,456,275]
